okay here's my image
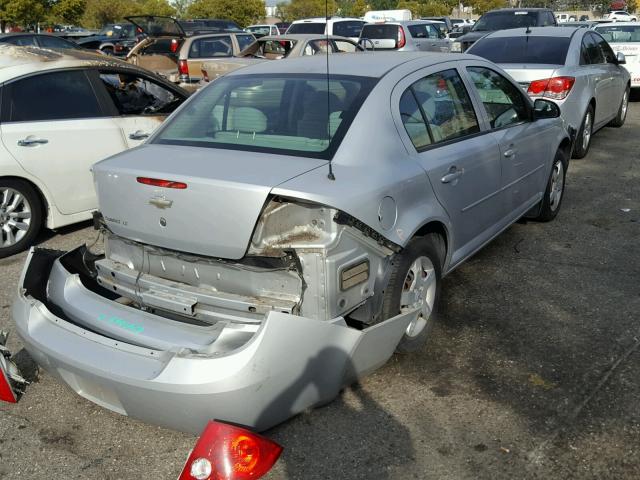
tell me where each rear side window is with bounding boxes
[332,21,365,38]
[3,35,36,46]
[236,34,255,51]
[189,36,233,58]
[99,72,182,116]
[469,36,570,65]
[582,33,604,64]
[8,70,102,122]
[287,22,325,34]
[467,67,529,129]
[400,69,479,148]
[594,34,617,63]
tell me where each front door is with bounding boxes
[0,70,126,215]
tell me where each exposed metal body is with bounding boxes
[13,53,571,433]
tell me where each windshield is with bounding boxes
[595,25,640,42]
[469,36,570,64]
[287,22,326,34]
[332,20,366,37]
[154,74,376,159]
[360,24,399,39]
[247,26,271,35]
[473,11,539,31]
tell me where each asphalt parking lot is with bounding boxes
[1,100,639,479]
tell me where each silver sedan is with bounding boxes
[11,53,571,435]
[468,26,630,158]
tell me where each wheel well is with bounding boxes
[412,221,448,265]
[558,137,572,161]
[589,97,596,113]
[0,176,48,219]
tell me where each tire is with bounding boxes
[608,86,629,128]
[532,149,567,222]
[101,46,114,55]
[381,235,443,353]
[0,179,43,258]
[572,104,594,159]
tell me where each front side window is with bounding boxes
[236,34,255,52]
[583,34,604,64]
[154,74,376,158]
[8,70,101,122]
[408,24,440,39]
[100,72,182,115]
[594,34,617,63]
[467,67,529,129]
[189,36,233,58]
[259,40,295,57]
[303,39,332,56]
[334,40,358,53]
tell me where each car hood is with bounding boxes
[93,144,328,259]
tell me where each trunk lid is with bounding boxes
[497,64,559,91]
[93,144,327,259]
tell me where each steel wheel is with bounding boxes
[621,90,629,121]
[400,256,437,338]
[0,187,32,247]
[549,159,565,212]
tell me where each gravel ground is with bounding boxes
[1,101,639,480]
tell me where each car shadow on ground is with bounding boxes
[33,219,94,248]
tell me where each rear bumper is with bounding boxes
[12,248,417,433]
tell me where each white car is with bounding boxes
[245,24,280,37]
[286,17,366,42]
[603,11,638,22]
[595,22,640,89]
[0,45,188,257]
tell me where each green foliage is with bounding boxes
[186,0,265,27]
[51,0,87,24]
[276,0,337,21]
[466,0,507,15]
[367,0,398,10]
[397,0,453,17]
[337,0,367,17]
[1,0,47,26]
[81,0,176,28]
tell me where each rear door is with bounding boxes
[0,69,126,214]
[465,65,550,217]
[91,69,186,148]
[583,32,617,123]
[392,63,504,262]
[594,33,627,110]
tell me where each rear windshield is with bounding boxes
[154,74,376,159]
[595,25,640,42]
[469,36,571,64]
[473,11,540,31]
[360,24,399,39]
[287,22,325,34]
[332,20,366,37]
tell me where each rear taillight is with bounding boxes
[397,26,406,49]
[137,177,187,189]
[171,38,180,53]
[0,364,17,403]
[178,59,189,76]
[115,44,123,52]
[528,76,575,100]
[179,421,283,480]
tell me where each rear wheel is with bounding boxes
[381,235,442,353]
[608,86,629,127]
[532,149,567,222]
[0,179,42,258]
[572,105,593,159]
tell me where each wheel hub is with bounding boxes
[400,256,437,338]
[0,187,32,247]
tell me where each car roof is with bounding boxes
[595,21,640,26]
[0,44,145,83]
[290,17,364,23]
[227,51,475,78]
[484,26,578,38]
[258,34,355,41]
[364,20,440,26]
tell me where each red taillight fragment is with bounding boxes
[178,59,189,76]
[397,26,406,49]
[528,76,575,100]
[179,421,283,480]
[137,177,187,189]
[171,38,180,53]
[0,359,17,403]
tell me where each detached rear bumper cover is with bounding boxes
[13,247,417,434]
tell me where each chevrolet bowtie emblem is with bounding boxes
[149,196,173,209]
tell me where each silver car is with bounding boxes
[11,53,571,434]
[467,27,630,158]
[359,20,451,52]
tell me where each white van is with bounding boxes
[363,9,412,23]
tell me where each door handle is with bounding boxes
[441,167,464,184]
[17,137,48,147]
[503,149,516,157]
[129,130,150,140]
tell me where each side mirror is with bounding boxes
[533,99,561,120]
[617,51,626,64]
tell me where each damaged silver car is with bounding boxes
[11,53,572,434]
